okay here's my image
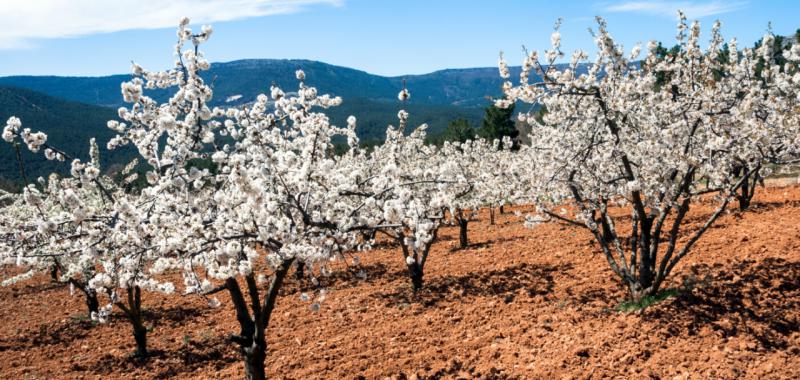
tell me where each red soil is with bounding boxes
[0,186,798,379]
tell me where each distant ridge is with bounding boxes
[0,58,515,108]
[0,59,586,183]
[0,86,135,184]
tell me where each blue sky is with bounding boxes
[1,0,798,77]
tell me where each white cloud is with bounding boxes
[0,0,341,49]
[604,1,747,19]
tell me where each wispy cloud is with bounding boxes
[603,1,747,19]
[0,0,341,49]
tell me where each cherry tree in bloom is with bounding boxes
[486,139,532,224]
[0,118,173,356]
[729,33,800,209]
[341,101,472,291]
[440,138,493,248]
[0,174,105,315]
[498,12,793,301]
[440,136,529,246]
[104,18,363,379]
[773,35,800,163]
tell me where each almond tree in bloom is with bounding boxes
[499,13,795,301]
[0,120,172,356]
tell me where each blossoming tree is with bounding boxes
[499,13,792,301]
[731,32,800,209]
[0,173,105,315]
[102,18,367,379]
[0,119,173,356]
[339,104,472,291]
[441,136,530,246]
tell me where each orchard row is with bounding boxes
[1,13,798,380]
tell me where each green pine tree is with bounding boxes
[477,103,518,148]
[441,118,476,143]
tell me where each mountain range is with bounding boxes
[0,86,134,186]
[0,59,531,185]
[0,59,518,108]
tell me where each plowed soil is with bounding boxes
[0,185,798,379]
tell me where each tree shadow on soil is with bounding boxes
[5,281,65,296]
[572,287,625,307]
[674,199,800,228]
[369,239,401,249]
[0,305,209,353]
[83,334,238,378]
[372,262,561,307]
[449,234,528,252]
[145,305,208,328]
[0,318,96,351]
[436,233,456,242]
[736,199,800,214]
[282,262,401,294]
[649,257,799,351]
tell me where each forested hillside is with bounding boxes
[0,59,500,176]
[0,86,135,187]
[0,59,517,108]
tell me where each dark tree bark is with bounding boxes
[601,212,616,245]
[69,279,99,315]
[397,229,437,292]
[294,260,305,281]
[115,286,148,357]
[85,289,99,315]
[406,261,424,292]
[456,208,469,249]
[489,208,495,225]
[225,258,295,380]
[49,265,59,282]
[734,165,761,211]
[458,219,469,249]
[242,346,266,380]
[132,318,148,357]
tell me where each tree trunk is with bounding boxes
[630,277,659,303]
[499,205,505,214]
[71,279,99,315]
[406,261,424,292]
[734,165,760,211]
[117,286,148,357]
[294,260,305,280]
[84,288,99,315]
[489,208,495,225]
[458,218,469,249]
[737,186,752,210]
[49,265,59,282]
[227,258,295,380]
[601,215,615,244]
[635,218,655,298]
[242,341,267,380]
[737,172,751,210]
[132,317,148,357]
[399,235,425,291]
[737,169,759,211]
[456,208,469,249]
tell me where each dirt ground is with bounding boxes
[0,184,798,379]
